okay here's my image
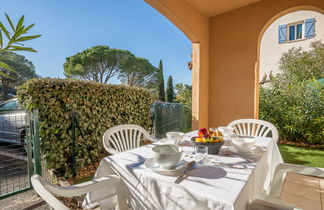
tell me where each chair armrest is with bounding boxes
[32,174,128,210]
[249,198,302,210]
[31,175,70,210]
[44,175,121,197]
[268,163,324,199]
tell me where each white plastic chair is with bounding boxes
[248,163,324,210]
[228,119,279,142]
[103,124,159,155]
[31,174,128,210]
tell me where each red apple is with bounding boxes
[198,131,204,137]
[199,128,208,135]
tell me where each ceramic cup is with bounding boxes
[231,138,256,153]
[217,126,234,136]
[217,126,235,146]
[166,132,185,145]
[152,144,182,170]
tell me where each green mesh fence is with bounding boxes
[150,102,191,138]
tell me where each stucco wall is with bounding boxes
[260,10,324,80]
[209,0,324,127]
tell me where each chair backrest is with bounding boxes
[228,119,279,142]
[31,175,69,210]
[103,124,153,154]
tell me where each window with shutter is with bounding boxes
[278,25,287,43]
[288,22,303,41]
[304,18,316,39]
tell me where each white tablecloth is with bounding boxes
[86,132,283,210]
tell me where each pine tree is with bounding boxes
[157,60,165,101]
[166,76,174,102]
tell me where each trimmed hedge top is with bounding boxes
[18,78,155,177]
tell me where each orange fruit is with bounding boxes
[195,137,203,142]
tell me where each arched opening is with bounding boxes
[256,6,324,117]
[257,6,324,144]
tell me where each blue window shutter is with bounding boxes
[278,24,287,43]
[305,18,316,38]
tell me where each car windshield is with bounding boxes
[0,100,18,110]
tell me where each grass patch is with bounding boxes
[278,144,324,168]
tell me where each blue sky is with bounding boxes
[1,0,192,85]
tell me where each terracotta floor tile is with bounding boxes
[282,192,322,210]
[286,173,320,188]
[282,180,321,202]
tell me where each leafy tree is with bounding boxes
[118,56,157,88]
[166,76,174,102]
[277,41,324,83]
[0,52,38,97]
[156,60,165,101]
[64,46,132,83]
[175,83,192,109]
[259,41,324,144]
[0,13,41,74]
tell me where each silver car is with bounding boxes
[0,98,27,145]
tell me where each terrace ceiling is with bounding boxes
[185,0,261,17]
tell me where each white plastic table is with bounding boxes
[86,131,283,210]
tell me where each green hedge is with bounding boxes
[18,78,155,177]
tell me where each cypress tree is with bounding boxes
[157,60,165,101]
[166,76,174,102]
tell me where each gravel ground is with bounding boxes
[0,189,50,210]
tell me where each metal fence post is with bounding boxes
[26,112,33,180]
[32,109,42,175]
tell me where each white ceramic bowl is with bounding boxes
[231,138,255,153]
[152,144,182,170]
[166,132,185,144]
[217,126,234,136]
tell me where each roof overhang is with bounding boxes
[185,0,261,17]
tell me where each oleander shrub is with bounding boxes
[259,41,324,145]
[18,78,155,177]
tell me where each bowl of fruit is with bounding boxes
[191,128,224,155]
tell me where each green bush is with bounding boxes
[259,41,324,145]
[18,78,155,177]
[259,80,323,144]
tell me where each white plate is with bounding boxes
[228,146,256,156]
[144,158,186,176]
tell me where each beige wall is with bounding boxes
[145,0,324,129]
[260,10,324,80]
[209,0,324,127]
